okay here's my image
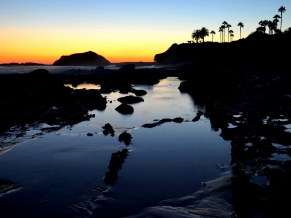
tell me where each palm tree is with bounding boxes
[284,27,291,34]
[200,27,209,42]
[210,30,216,42]
[259,20,269,33]
[222,21,228,42]
[273,15,281,30]
[191,29,201,43]
[267,20,273,34]
[219,27,223,43]
[256,26,265,33]
[238,22,244,39]
[278,6,286,31]
[226,24,232,42]
[230,33,234,42]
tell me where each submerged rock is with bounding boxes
[115,104,134,114]
[142,118,171,128]
[117,95,144,104]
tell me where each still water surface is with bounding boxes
[0,77,231,217]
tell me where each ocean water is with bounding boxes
[0,65,160,74]
[0,77,231,217]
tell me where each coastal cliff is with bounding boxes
[154,32,291,66]
[53,51,110,66]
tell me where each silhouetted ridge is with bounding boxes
[154,34,290,65]
[53,51,110,66]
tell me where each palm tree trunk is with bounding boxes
[240,27,241,39]
[212,34,213,42]
[280,12,283,31]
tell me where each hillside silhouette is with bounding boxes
[154,32,290,69]
[53,51,110,66]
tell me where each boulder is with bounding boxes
[115,104,134,114]
[102,123,115,136]
[118,64,135,71]
[117,95,144,104]
[173,117,184,123]
[131,89,147,96]
[96,66,105,71]
[118,131,132,145]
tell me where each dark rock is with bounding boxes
[131,89,147,96]
[173,117,184,123]
[192,110,204,122]
[117,95,144,104]
[118,131,132,145]
[103,149,129,186]
[87,133,93,136]
[115,104,134,114]
[29,69,49,76]
[53,51,110,66]
[102,123,115,136]
[118,64,135,71]
[96,66,105,71]
[142,118,173,128]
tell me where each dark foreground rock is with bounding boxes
[115,104,134,114]
[117,95,144,104]
[0,70,107,133]
[142,117,184,128]
[131,89,147,96]
[118,131,132,145]
[102,123,115,136]
[180,59,291,217]
[103,149,129,186]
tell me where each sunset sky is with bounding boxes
[1,0,290,64]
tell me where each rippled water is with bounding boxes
[0,77,231,217]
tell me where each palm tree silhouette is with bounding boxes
[273,15,281,30]
[259,20,269,33]
[267,20,273,34]
[219,27,223,43]
[200,27,209,42]
[192,29,201,43]
[278,6,286,31]
[226,24,232,42]
[238,22,244,39]
[210,30,216,42]
[230,33,234,42]
[229,29,234,36]
[222,21,228,42]
[256,26,265,33]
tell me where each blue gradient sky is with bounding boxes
[1,0,290,63]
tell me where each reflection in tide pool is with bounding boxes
[64,83,101,90]
[0,77,231,218]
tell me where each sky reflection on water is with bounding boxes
[0,77,231,218]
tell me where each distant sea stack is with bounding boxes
[53,51,110,66]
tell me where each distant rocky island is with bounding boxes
[0,62,45,66]
[53,51,110,66]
